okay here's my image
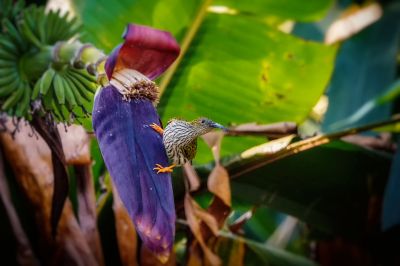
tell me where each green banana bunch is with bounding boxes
[0,0,24,23]
[0,17,31,117]
[18,5,81,47]
[0,1,102,122]
[31,66,97,121]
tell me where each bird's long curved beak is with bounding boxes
[211,122,227,131]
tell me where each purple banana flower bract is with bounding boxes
[92,24,180,262]
[105,24,180,80]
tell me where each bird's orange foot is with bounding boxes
[150,123,164,135]
[153,163,176,174]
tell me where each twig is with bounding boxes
[225,122,297,139]
[230,115,400,179]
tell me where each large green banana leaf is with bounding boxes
[72,0,337,163]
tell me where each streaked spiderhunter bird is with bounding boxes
[150,118,226,173]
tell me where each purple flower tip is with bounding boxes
[105,23,180,80]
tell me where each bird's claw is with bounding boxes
[153,163,175,174]
[150,123,164,135]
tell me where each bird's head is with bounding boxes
[190,117,226,136]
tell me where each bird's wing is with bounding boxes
[183,139,197,162]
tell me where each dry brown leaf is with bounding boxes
[207,165,231,207]
[202,131,224,162]
[204,197,231,234]
[325,3,382,45]
[227,237,245,266]
[112,182,138,266]
[202,131,223,150]
[0,150,39,266]
[75,165,104,265]
[229,210,253,234]
[0,120,97,265]
[204,237,245,266]
[140,245,176,266]
[202,130,231,207]
[226,122,297,138]
[191,198,219,236]
[187,243,204,266]
[183,163,200,191]
[342,134,396,152]
[184,194,221,266]
[58,124,91,165]
[241,135,295,159]
[202,127,232,239]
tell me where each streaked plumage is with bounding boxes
[164,118,225,166]
[152,117,225,173]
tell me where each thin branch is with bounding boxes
[230,115,400,179]
[225,122,297,139]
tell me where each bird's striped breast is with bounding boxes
[163,120,197,166]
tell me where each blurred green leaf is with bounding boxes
[331,79,400,130]
[211,235,245,266]
[322,2,400,131]
[213,0,333,21]
[227,140,390,237]
[382,139,400,230]
[72,0,202,52]
[374,121,400,133]
[73,0,337,163]
[173,117,399,237]
[220,232,317,266]
[229,205,283,242]
[159,14,336,162]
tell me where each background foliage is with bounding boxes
[1,0,400,265]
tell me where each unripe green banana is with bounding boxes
[40,68,55,95]
[53,73,65,105]
[0,75,19,97]
[0,38,18,55]
[60,74,77,107]
[0,59,15,68]
[0,70,18,85]
[3,19,25,49]
[2,82,24,110]
[68,69,97,93]
[19,20,41,48]
[66,70,92,101]
[0,67,16,76]
[15,83,31,116]
[0,49,16,60]
[32,78,41,99]
[64,74,83,106]
[70,68,97,82]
